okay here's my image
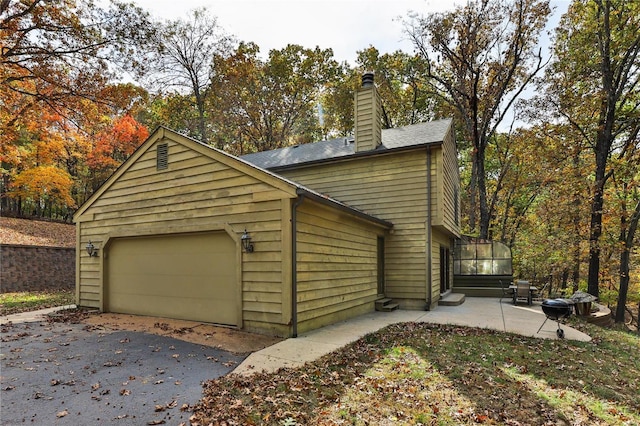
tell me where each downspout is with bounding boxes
[291,194,305,338]
[426,146,433,310]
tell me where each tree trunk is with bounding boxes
[616,247,630,323]
[468,157,478,233]
[477,149,490,239]
[616,198,640,323]
[587,149,607,298]
[194,87,208,144]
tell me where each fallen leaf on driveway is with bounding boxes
[147,420,166,425]
[3,386,15,391]
[119,389,130,396]
[56,410,68,418]
[91,383,100,391]
[154,400,178,412]
[154,380,164,385]
[50,379,60,386]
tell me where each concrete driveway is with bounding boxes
[0,320,246,425]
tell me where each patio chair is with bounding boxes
[513,280,532,305]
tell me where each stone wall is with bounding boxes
[0,244,75,293]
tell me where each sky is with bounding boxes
[131,0,469,65]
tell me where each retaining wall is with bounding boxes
[0,244,75,293]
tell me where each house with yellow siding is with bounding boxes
[74,73,461,337]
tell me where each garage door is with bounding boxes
[106,232,238,325]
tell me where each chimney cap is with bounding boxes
[361,72,374,87]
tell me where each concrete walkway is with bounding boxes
[0,304,76,325]
[232,297,591,375]
[2,298,592,377]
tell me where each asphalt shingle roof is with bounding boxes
[241,118,453,169]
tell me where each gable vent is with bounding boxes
[157,142,168,170]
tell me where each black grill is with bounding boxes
[537,299,573,338]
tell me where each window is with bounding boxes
[454,238,512,276]
[157,143,168,170]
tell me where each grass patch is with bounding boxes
[190,321,639,425]
[0,289,74,316]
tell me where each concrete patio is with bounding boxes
[232,297,592,375]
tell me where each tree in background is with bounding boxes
[406,0,551,239]
[608,144,640,322]
[146,8,234,143]
[355,47,435,128]
[8,166,76,219]
[541,0,640,298]
[1,0,154,220]
[321,47,436,139]
[505,123,592,293]
[208,43,340,154]
[86,115,149,190]
[1,0,154,124]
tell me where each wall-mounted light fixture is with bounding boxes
[241,229,254,253]
[86,241,99,257]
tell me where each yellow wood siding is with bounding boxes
[280,151,429,305]
[354,86,382,152]
[434,130,461,236]
[295,201,379,333]
[76,136,294,336]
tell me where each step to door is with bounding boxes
[438,293,466,306]
[375,298,399,312]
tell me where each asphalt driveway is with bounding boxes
[0,320,246,425]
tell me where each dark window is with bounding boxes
[157,143,168,170]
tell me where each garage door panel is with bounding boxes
[107,232,238,325]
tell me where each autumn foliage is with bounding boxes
[87,115,149,180]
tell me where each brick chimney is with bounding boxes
[354,72,382,152]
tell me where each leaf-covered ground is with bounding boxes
[190,322,640,425]
[0,217,75,247]
[0,290,75,316]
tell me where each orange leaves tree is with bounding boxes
[9,166,76,219]
[87,115,149,189]
[1,1,154,220]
